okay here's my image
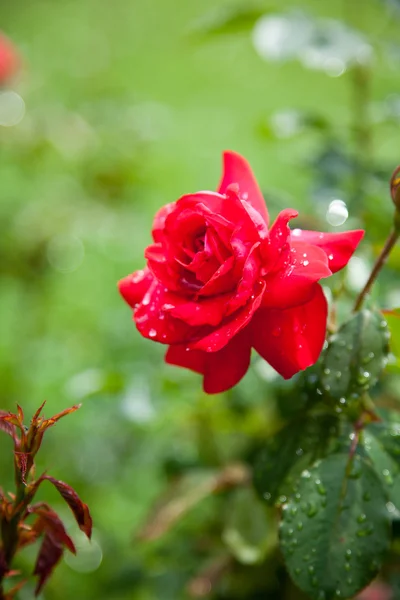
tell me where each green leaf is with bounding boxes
[222,487,274,564]
[280,453,391,600]
[383,308,400,358]
[253,414,339,505]
[188,2,272,38]
[321,309,389,405]
[363,417,400,508]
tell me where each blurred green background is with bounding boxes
[1,0,400,598]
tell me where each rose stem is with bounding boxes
[353,228,399,312]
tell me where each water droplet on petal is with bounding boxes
[132,269,145,283]
[162,303,174,310]
[148,328,157,338]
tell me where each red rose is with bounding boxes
[119,152,363,393]
[0,33,20,85]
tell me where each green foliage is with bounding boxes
[222,487,274,564]
[253,414,338,505]
[363,417,400,507]
[280,453,391,599]
[188,2,272,37]
[321,310,389,409]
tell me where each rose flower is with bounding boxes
[0,33,20,85]
[119,152,363,393]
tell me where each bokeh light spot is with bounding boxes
[46,234,85,273]
[0,90,25,126]
[326,199,349,226]
[64,531,102,573]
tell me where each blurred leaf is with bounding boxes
[363,417,400,508]
[138,464,249,541]
[188,2,273,37]
[321,310,389,406]
[383,308,400,358]
[280,453,391,599]
[253,414,338,505]
[253,13,372,70]
[222,487,273,565]
[258,109,330,140]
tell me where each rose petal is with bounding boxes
[190,280,265,352]
[217,151,269,225]
[260,208,299,273]
[184,250,220,284]
[134,282,197,344]
[204,227,230,263]
[165,327,252,394]
[223,186,268,243]
[262,242,331,309]
[252,284,327,379]
[145,244,183,292]
[165,345,206,375]
[290,229,364,273]
[118,268,154,308]
[169,293,231,326]
[198,255,236,296]
[227,242,261,314]
[152,203,176,242]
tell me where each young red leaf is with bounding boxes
[42,476,92,539]
[33,533,63,596]
[0,412,17,443]
[16,405,24,425]
[27,403,81,457]
[0,549,8,579]
[38,404,81,432]
[0,414,22,431]
[30,401,46,425]
[14,452,30,485]
[31,507,76,554]
[17,524,40,550]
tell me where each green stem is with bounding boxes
[353,228,399,312]
[0,476,27,591]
